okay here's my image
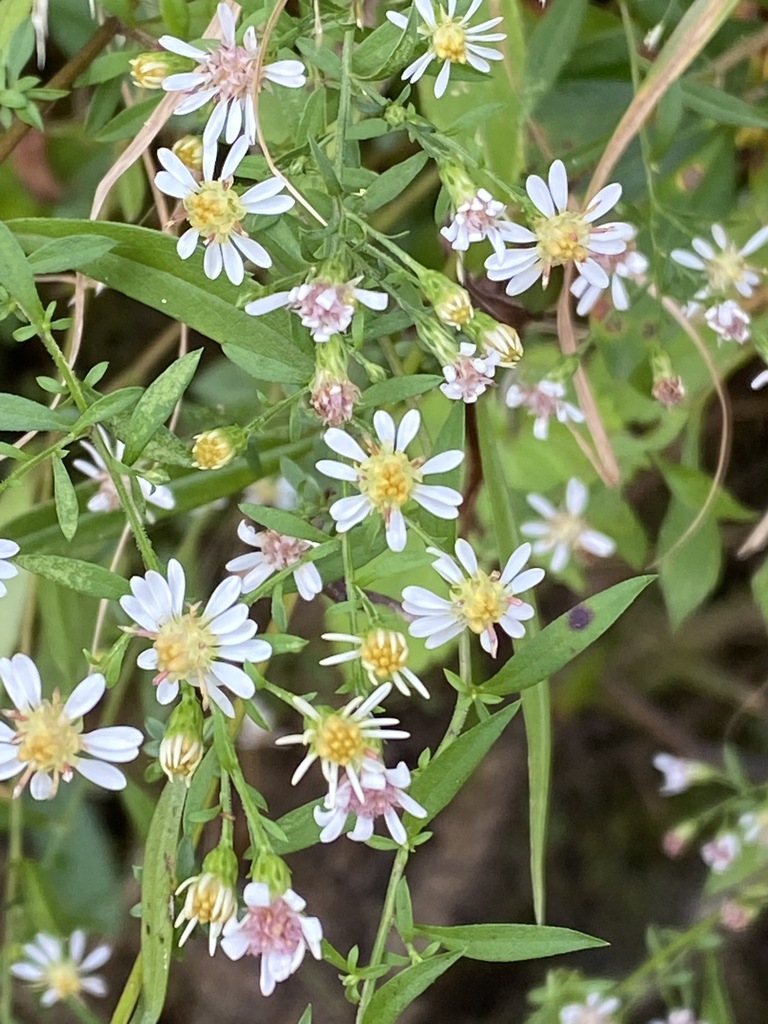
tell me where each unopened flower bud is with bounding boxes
[175,843,239,955]
[415,317,460,366]
[310,371,360,426]
[419,270,474,328]
[172,135,204,173]
[384,102,408,128]
[438,162,478,206]
[464,311,523,366]
[192,427,244,470]
[160,691,205,786]
[662,820,697,858]
[129,52,175,89]
[720,899,758,932]
[651,347,686,408]
[250,851,292,898]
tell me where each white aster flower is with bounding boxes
[402,539,544,657]
[485,159,632,295]
[11,930,111,1007]
[505,378,584,440]
[441,188,520,256]
[0,654,142,800]
[700,832,740,873]
[246,277,388,343]
[316,409,464,553]
[160,2,306,145]
[314,757,427,845]
[154,136,294,286]
[320,629,429,698]
[0,538,19,598]
[73,437,174,519]
[521,478,615,573]
[560,992,620,1024]
[226,520,323,601]
[221,882,322,996]
[441,342,499,403]
[387,0,505,98]
[120,559,271,717]
[703,300,751,343]
[175,844,239,956]
[275,682,408,804]
[671,223,768,302]
[570,245,649,316]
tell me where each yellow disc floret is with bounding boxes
[452,571,509,634]
[359,450,419,510]
[15,695,82,776]
[705,245,750,293]
[433,19,468,63]
[46,962,83,1000]
[184,181,246,242]
[359,630,409,681]
[535,211,590,266]
[314,715,365,766]
[154,610,216,682]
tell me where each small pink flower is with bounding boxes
[441,189,519,256]
[440,342,499,403]
[246,278,387,343]
[310,373,360,426]
[701,832,739,873]
[505,379,584,440]
[704,300,751,343]
[226,522,323,601]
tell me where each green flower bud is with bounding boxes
[418,270,474,329]
[464,311,523,367]
[250,851,292,898]
[438,163,477,206]
[129,52,186,89]
[415,317,459,366]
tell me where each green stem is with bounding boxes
[219,769,234,847]
[109,953,142,1024]
[335,29,355,181]
[435,631,473,756]
[66,997,107,1024]
[355,847,409,1023]
[0,796,23,1024]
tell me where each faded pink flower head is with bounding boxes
[440,342,499,403]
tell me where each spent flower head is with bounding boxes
[11,931,111,1007]
[317,409,464,552]
[701,832,740,873]
[155,136,294,286]
[120,559,271,717]
[505,378,584,440]
[402,539,544,657]
[387,0,506,99]
[226,520,323,602]
[521,478,615,573]
[0,654,142,800]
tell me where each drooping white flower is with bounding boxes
[316,409,464,553]
[440,342,499,403]
[0,654,142,800]
[275,682,408,804]
[560,992,620,1024]
[175,844,239,956]
[402,540,544,657]
[221,882,322,996]
[652,753,716,796]
[11,930,111,1007]
[671,223,768,302]
[72,436,174,519]
[154,136,294,286]
[320,629,429,698]
[505,378,584,440]
[485,159,633,295]
[387,0,506,99]
[246,277,388,343]
[441,188,520,256]
[120,559,271,717]
[160,2,306,145]
[570,246,649,316]
[226,520,323,601]
[520,478,615,573]
[314,757,427,845]
[700,832,740,873]
[704,300,751,343]
[0,538,19,598]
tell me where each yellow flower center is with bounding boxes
[154,611,216,682]
[535,211,590,265]
[437,292,474,327]
[452,571,509,634]
[46,962,82,999]
[359,630,409,680]
[706,245,749,293]
[15,695,82,775]
[548,512,584,546]
[433,19,468,63]
[315,715,365,766]
[187,875,233,923]
[193,431,235,470]
[183,181,246,243]
[359,450,419,510]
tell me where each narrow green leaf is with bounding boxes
[269,800,320,856]
[309,136,342,196]
[359,375,443,408]
[360,152,429,213]
[522,0,589,115]
[26,235,118,274]
[71,387,143,433]
[414,923,607,962]
[351,12,417,80]
[0,220,44,328]
[483,576,656,696]
[95,96,160,142]
[52,457,79,542]
[656,458,754,521]
[139,782,187,1024]
[658,504,722,630]
[407,702,519,829]
[0,393,70,432]
[239,503,330,544]
[361,951,462,1024]
[123,350,201,464]
[680,77,768,129]
[16,554,130,599]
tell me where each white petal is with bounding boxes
[159,35,207,59]
[454,538,478,575]
[230,234,272,269]
[75,760,127,790]
[395,408,420,451]
[30,771,56,800]
[508,567,545,594]
[63,673,105,719]
[500,542,532,584]
[373,410,396,446]
[324,428,366,462]
[204,576,241,620]
[385,508,407,552]
[421,450,464,474]
[177,227,199,259]
[565,477,588,515]
[526,173,555,217]
[316,459,358,482]
[245,291,291,317]
[548,160,568,213]
[434,60,452,98]
[584,182,622,222]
